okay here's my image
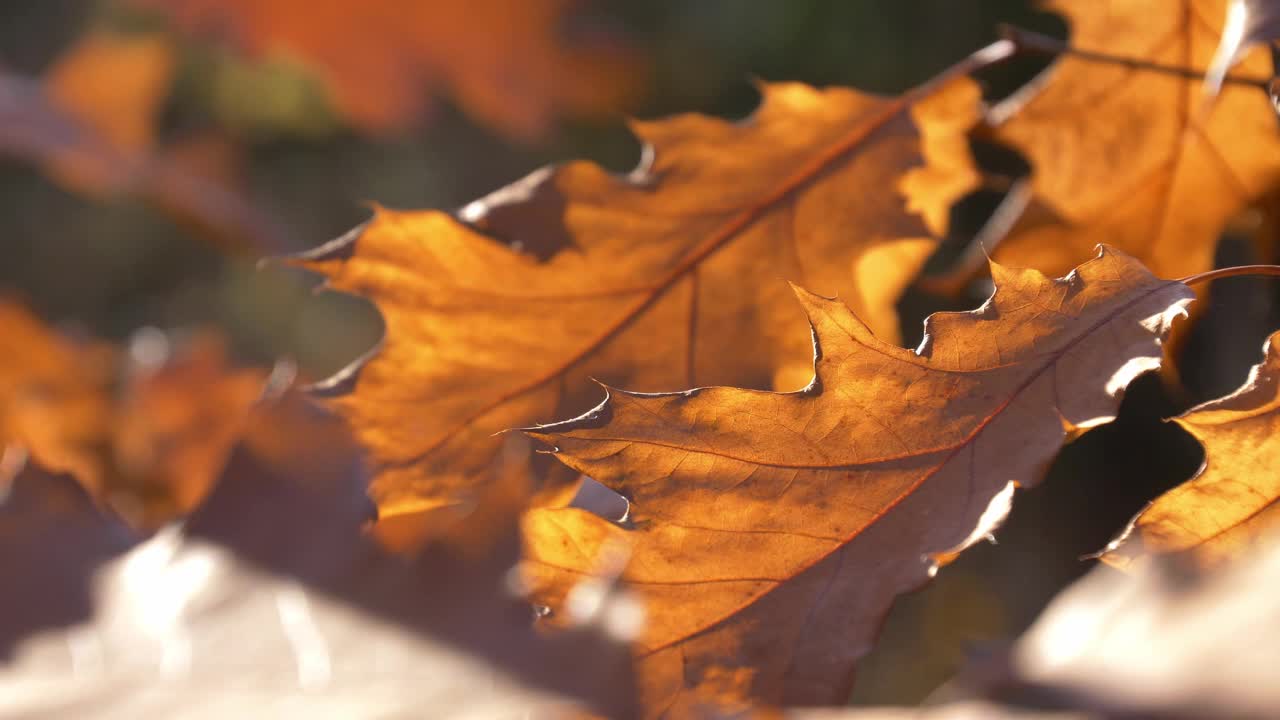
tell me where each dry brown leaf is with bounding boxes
[1104,329,1280,569]
[136,0,643,139]
[519,247,1192,715]
[291,76,982,520]
[986,0,1280,280]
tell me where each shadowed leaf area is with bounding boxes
[0,388,637,718]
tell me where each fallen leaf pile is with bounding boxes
[10,0,1280,717]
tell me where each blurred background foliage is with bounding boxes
[1,0,1270,707]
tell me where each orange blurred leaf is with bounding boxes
[0,304,275,526]
[108,333,268,524]
[519,247,1191,714]
[137,0,645,139]
[291,75,983,520]
[0,303,116,498]
[0,31,290,253]
[43,30,175,192]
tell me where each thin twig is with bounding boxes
[1180,265,1280,285]
[999,24,1272,90]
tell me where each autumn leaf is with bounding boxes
[0,303,116,498]
[134,0,644,140]
[0,304,269,527]
[42,30,175,193]
[291,73,984,519]
[519,247,1192,714]
[980,0,1280,281]
[107,333,269,525]
[1104,329,1280,568]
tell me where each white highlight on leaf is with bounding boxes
[1206,0,1250,94]
[565,578,645,642]
[1107,301,1192,398]
[926,481,1018,581]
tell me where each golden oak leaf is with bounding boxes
[292,76,981,518]
[986,0,1280,280]
[1105,329,1280,569]
[519,247,1193,714]
[136,0,643,139]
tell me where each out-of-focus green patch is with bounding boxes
[192,50,341,140]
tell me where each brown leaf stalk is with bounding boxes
[999,23,1272,89]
